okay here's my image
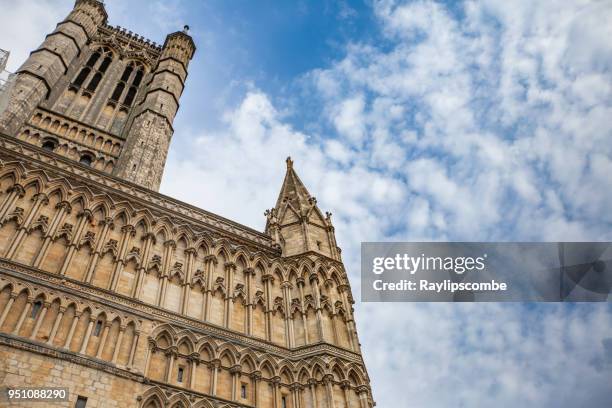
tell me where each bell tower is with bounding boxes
[0,1,194,192]
[114,26,196,190]
[0,0,107,135]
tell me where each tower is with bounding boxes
[114,26,196,189]
[0,0,194,192]
[0,2,374,408]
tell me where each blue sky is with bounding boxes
[1,1,611,407]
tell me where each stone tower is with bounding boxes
[0,2,373,408]
[0,0,194,191]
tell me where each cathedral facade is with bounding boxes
[0,1,373,407]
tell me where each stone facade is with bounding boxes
[0,1,373,407]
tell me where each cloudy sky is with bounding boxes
[1,0,611,406]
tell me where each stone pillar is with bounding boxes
[224,261,236,328]
[79,317,95,354]
[85,217,113,283]
[230,364,242,401]
[165,348,176,383]
[158,240,176,307]
[311,275,324,341]
[33,201,71,268]
[291,384,302,408]
[308,379,319,408]
[282,281,294,347]
[263,274,274,341]
[181,248,197,314]
[245,267,254,335]
[112,325,125,363]
[272,376,281,408]
[29,301,50,339]
[110,224,135,291]
[0,294,16,327]
[127,330,140,369]
[58,208,93,276]
[95,321,111,358]
[324,375,336,408]
[63,311,81,349]
[252,371,262,407]
[47,306,65,344]
[189,353,199,389]
[5,192,48,259]
[203,255,216,321]
[341,382,351,408]
[357,388,369,408]
[12,297,32,335]
[210,359,220,396]
[134,232,155,298]
[0,184,25,220]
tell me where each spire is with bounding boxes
[266,158,341,260]
[273,156,315,213]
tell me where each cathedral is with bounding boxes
[0,1,373,407]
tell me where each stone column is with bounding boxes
[12,297,32,335]
[133,232,155,298]
[85,217,114,283]
[296,278,310,343]
[210,359,220,396]
[203,255,216,321]
[33,201,71,268]
[143,340,155,375]
[95,321,111,358]
[63,311,81,349]
[189,353,199,389]
[5,192,48,258]
[252,371,262,407]
[58,208,93,276]
[245,267,254,335]
[110,224,135,291]
[112,325,126,363]
[338,284,357,350]
[224,261,236,328]
[308,379,319,408]
[324,375,336,408]
[0,184,25,220]
[181,248,197,314]
[79,317,95,354]
[263,274,274,341]
[47,306,66,344]
[282,281,294,347]
[272,376,281,408]
[29,301,50,339]
[291,383,302,408]
[0,294,16,327]
[158,239,176,307]
[341,382,351,408]
[230,364,242,401]
[311,275,324,342]
[127,330,140,369]
[165,348,176,383]
[357,388,369,408]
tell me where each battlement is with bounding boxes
[101,24,163,53]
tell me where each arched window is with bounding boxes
[123,86,137,106]
[41,138,58,151]
[70,47,113,92]
[99,56,112,73]
[110,82,125,102]
[86,72,102,92]
[73,67,91,87]
[86,52,101,67]
[133,69,144,87]
[30,301,42,318]
[120,66,133,82]
[79,153,93,166]
[109,61,145,107]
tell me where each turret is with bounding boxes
[114,25,196,191]
[0,0,107,135]
[266,157,342,260]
